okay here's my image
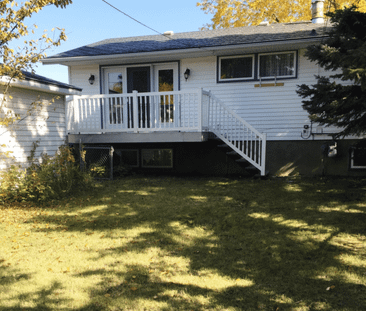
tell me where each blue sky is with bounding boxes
[20,0,212,84]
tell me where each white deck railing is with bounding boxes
[66,89,266,175]
[66,90,202,134]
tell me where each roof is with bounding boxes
[0,71,82,95]
[46,21,329,61]
[21,71,82,91]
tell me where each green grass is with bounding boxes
[1,176,366,311]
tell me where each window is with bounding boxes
[158,69,174,122]
[259,52,296,79]
[108,72,123,94]
[141,149,173,168]
[350,147,366,169]
[107,72,123,124]
[218,55,254,81]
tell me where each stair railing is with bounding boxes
[202,90,266,176]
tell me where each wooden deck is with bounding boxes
[66,89,267,175]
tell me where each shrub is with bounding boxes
[0,145,93,204]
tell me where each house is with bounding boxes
[0,71,81,170]
[41,2,366,176]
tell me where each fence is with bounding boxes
[80,145,114,180]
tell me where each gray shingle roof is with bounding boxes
[22,71,82,91]
[48,22,329,59]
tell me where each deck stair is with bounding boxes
[203,91,267,176]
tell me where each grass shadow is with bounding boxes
[7,176,366,310]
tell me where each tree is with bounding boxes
[0,0,72,158]
[297,6,366,138]
[196,0,366,28]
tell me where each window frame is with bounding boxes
[258,51,297,80]
[350,147,366,169]
[217,54,255,83]
[141,149,173,168]
[217,51,298,83]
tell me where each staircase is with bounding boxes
[203,91,267,176]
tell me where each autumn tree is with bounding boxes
[0,0,72,157]
[197,0,366,28]
[297,6,366,138]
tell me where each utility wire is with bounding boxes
[101,0,196,49]
[101,0,169,38]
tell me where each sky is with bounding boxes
[16,0,212,84]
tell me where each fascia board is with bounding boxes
[42,37,326,66]
[0,76,82,96]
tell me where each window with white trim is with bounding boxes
[350,147,366,169]
[141,149,173,168]
[258,51,296,79]
[218,55,255,81]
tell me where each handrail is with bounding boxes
[203,90,266,176]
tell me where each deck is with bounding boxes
[66,89,267,175]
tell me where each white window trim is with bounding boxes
[350,148,366,169]
[141,149,173,168]
[258,51,297,80]
[218,55,255,82]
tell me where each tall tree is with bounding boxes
[197,0,366,28]
[297,6,366,138]
[0,0,72,156]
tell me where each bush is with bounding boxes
[0,145,93,204]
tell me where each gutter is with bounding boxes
[0,76,82,96]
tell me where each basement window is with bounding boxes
[218,55,255,82]
[259,51,297,79]
[350,147,366,169]
[142,149,173,168]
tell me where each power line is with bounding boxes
[101,0,196,49]
[101,0,167,37]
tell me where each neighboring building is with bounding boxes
[0,72,81,170]
[41,4,366,176]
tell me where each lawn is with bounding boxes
[1,176,366,311]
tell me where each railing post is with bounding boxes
[198,89,203,131]
[66,96,74,134]
[74,97,80,133]
[261,134,267,176]
[133,90,139,132]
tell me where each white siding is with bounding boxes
[180,49,335,141]
[0,87,67,170]
[67,48,339,142]
[69,65,100,95]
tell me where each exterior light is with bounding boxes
[184,69,190,81]
[88,74,95,85]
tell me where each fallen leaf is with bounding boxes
[130,287,138,291]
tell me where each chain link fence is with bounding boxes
[80,145,114,180]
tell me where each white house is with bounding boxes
[0,71,81,170]
[41,3,366,176]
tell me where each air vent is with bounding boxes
[163,31,174,36]
[259,21,269,26]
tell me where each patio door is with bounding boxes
[153,63,179,127]
[127,67,151,128]
[103,68,125,130]
[103,66,151,130]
